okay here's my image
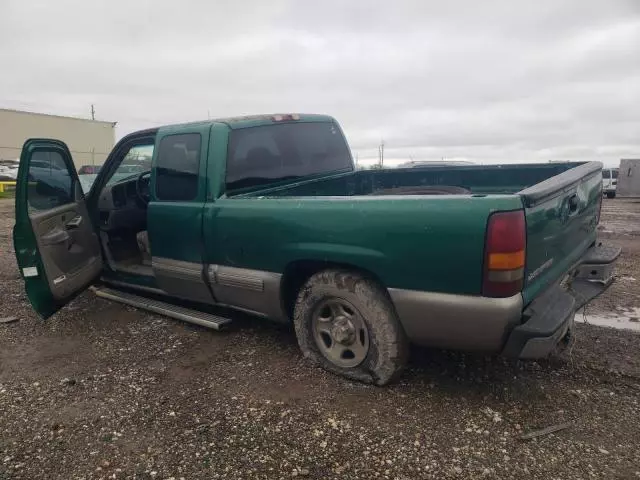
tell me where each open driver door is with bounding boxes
[13,139,103,318]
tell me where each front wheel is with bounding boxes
[293,269,409,385]
[606,191,616,199]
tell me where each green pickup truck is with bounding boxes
[13,114,620,385]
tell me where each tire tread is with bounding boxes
[293,269,409,385]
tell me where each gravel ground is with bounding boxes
[1,197,640,479]
[590,199,640,314]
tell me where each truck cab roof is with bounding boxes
[156,113,336,132]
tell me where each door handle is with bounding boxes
[568,195,579,214]
[42,228,70,246]
[65,216,83,229]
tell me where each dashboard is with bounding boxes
[97,176,148,231]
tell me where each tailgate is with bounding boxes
[519,162,602,305]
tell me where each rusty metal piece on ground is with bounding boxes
[520,421,572,440]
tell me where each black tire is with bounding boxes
[293,269,409,385]
[606,191,616,199]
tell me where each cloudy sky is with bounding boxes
[1,0,639,166]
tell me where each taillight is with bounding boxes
[483,210,526,297]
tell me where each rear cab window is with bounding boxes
[225,121,352,191]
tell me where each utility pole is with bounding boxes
[91,104,95,121]
[378,140,385,168]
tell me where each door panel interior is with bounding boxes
[29,199,102,300]
[14,138,104,318]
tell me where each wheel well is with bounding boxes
[280,260,384,320]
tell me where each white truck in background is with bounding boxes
[602,167,619,198]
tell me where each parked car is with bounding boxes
[116,164,145,174]
[26,159,71,210]
[12,114,619,385]
[78,165,102,175]
[0,159,20,180]
[602,167,619,198]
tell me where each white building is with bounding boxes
[0,108,116,169]
[617,159,640,197]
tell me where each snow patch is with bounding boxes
[579,307,640,332]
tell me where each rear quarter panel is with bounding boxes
[203,195,523,295]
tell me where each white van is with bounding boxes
[602,167,619,198]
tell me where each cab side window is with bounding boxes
[27,151,73,210]
[155,133,201,201]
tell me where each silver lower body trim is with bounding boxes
[152,257,213,304]
[100,278,272,320]
[208,265,286,322]
[209,265,265,291]
[148,260,287,322]
[388,288,523,352]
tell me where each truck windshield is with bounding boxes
[105,144,154,186]
[226,122,353,190]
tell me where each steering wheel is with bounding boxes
[135,171,152,206]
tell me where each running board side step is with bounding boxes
[91,287,232,331]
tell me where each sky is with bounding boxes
[1,0,639,167]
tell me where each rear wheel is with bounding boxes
[293,269,409,385]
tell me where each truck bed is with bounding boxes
[224,161,602,308]
[238,162,583,198]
